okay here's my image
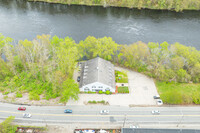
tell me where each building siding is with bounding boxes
[80,82,115,92]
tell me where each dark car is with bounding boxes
[18,107,26,111]
[77,76,80,82]
[64,109,72,113]
[153,95,160,99]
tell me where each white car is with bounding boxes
[23,113,32,118]
[100,110,109,115]
[130,125,139,128]
[157,99,163,105]
[151,110,160,115]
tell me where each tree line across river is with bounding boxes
[0,34,200,104]
[30,0,200,12]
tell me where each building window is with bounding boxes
[105,88,110,91]
[92,86,96,88]
[84,87,89,92]
[99,86,103,88]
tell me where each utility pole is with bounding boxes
[123,114,127,127]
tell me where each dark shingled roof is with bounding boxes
[122,128,200,133]
[79,57,115,88]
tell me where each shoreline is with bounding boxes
[28,0,200,12]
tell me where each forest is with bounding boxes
[30,0,200,11]
[0,34,200,103]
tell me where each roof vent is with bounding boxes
[97,67,99,70]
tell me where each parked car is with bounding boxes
[151,110,160,115]
[77,76,80,82]
[100,110,109,115]
[64,109,72,113]
[130,125,139,128]
[18,107,26,111]
[157,99,163,105]
[23,113,32,118]
[153,95,160,99]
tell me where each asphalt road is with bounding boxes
[0,102,200,126]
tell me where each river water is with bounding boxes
[0,0,200,49]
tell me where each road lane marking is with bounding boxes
[1,110,200,117]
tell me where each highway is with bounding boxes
[0,102,200,126]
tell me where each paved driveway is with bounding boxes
[68,67,159,106]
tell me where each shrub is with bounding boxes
[16,92,22,98]
[29,92,40,101]
[105,90,111,95]
[2,82,8,87]
[88,100,106,104]
[98,100,105,104]
[87,91,96,94]
[0,87,5,92]
[88,100,97,104]
[192,91,200,104]
[3,96,8,100]
[99,90,103,94]
[3,91,9,95]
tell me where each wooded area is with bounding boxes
[0,34,200,102]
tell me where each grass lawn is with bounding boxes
[115,70,128,83]
[117,86,129,93]
[156,81,200,104]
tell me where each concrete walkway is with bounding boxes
[67,67,159,106]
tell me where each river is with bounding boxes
[0,0,200,49]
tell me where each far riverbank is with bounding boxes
[29,0,200,12]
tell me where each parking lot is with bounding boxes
[69,67,159,106]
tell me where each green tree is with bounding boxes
[190,63,200,82]
[0,116,17,133]
[0,34,13,56]
[60,79,79,103]
[0,58,12,80]
[177,69,191,82]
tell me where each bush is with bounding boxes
[3,91,9,95]
[3,96,8,100]
[29,92,40,101]
[16,92,22,98]
[88,100,97,104]
[98,90,103,94]
[192,91,200,104]
[88,100,106,104]
[105,90,111,95]
[98,100,105,104]
[87,91,96,94]
[0,87,5,92]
